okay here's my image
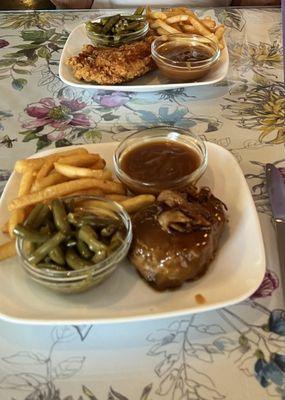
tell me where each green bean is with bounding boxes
[107,230,124,255]
[134,6,144,15]
[28,231,66,265]
[49,246,65,266]
[64,198,75,213]
[118,21,142,32]
[76,239,93,260]
[25,203,51,229]
[78,225,107,253]
[66,238,77,248]
[92,248,107,263]
[100,225,116,237]
[52,199,71,235]
[86,21,103,34]
[102,14,121,34]
[13,224,50,243]
[24,203,44,228]
[100,17,109,25]
[66,248,93,270]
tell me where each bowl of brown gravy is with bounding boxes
[151,34,220,82]
[113,127,207,194]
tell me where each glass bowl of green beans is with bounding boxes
[15,196,132,294]
[85,8,149,47]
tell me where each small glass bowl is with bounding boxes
[16,196,132,294]
[86,17,149,47]
[151,33,220,82]
[114,127,207,195]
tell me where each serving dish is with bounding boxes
[16,195,132,294]
[114,127,207,194]
[59,22,229,93]
[0,142,265,324]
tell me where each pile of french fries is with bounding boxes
[147,6,225,50]
[0,146,155,262]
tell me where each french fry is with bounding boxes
[18,168,34,196]
[166,15,189,24]
[35,159,54,181]
[9,178,125,211]
[68,188,104,197]
[56,153,105,169]
[187,15,219,44]
[15,147,89,174]
[54,163,112,180]
[151,11,167,20]
[120,195,156,214]
[0,239,16,261]
[155,19,181,34]
[1,221,9,234]
[147,6,225,49]
[170,22,183,32]
[215,25,225,41]
[31,171,68,192]
[105,194,130,202]
[8,168,34,237]
[8,209,25,238]
[201,18,216,30]
[182,24,197,33]
[157,28,170,36]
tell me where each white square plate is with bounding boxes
[0,142,265,325]
[59,23,229,93]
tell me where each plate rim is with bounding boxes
[0,142,265,325]
[59,22,229,93]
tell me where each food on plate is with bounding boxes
[0,146,157,266]
[53,162,113,180]
[86,7,148,47]
[147,6,225,50]
[15,147,89,174]
[119,194,155,214]
[4,147,118,236]
[64,7,226,87]
[151,34,220,82]
[66,36,155,85]
[129,185,227,290]
[9,177,125,211]
[114,128,207,194]
[14,197,127,271]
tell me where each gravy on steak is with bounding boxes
[129,185,226,290]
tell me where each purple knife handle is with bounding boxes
[276,220,285,286]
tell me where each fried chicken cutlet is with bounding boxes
[66,37,155,85]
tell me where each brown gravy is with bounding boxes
[121,140,201,184]
[163,44,214,63]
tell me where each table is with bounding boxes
[0,7,284,400]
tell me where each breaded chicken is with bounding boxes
[66,37,155,85]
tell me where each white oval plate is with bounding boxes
[0,142,265,325]
[59,23,229,92]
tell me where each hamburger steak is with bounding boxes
[129,186,227,290]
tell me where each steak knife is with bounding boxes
[266,163,285,281]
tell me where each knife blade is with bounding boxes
[266,163,285,287]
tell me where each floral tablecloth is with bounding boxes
[0,7,284,400]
